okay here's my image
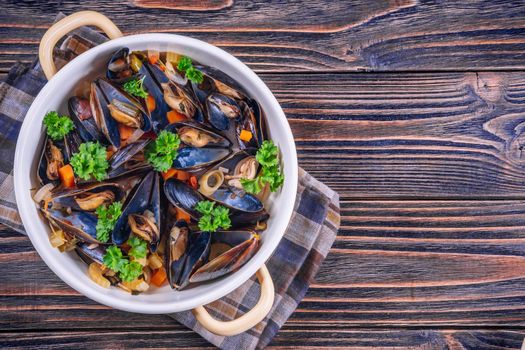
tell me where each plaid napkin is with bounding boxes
[0,17,340,350]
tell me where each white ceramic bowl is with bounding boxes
[13,12,297,318]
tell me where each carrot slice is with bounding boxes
[148,50,159,65]
[162,168,178,180]
[167,110,186,124]
[176,170,190,181]
[146,95,156,113]
[118,124,135,142]
[175,207,191,223]
[151,267,167,287]
[58,164,75,188]
[239,129,253,142]
[189,176,198,189]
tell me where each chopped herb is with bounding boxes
[145,130,181,172]
[127,236,148,259]
[43,111,75,141]
[70,142,109,181]
[95,202,122,243]
[119,260,143,282]
[176,56,204,84]
[241,140,284,194]
[102,245,144,283]
[103,245,126,271]
[195,200,231,232]
[122,76,148,98]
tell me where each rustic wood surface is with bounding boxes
[3,1,525,349]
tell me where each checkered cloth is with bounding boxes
[0,17,340,350]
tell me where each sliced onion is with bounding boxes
[33,183,55,204]
[198,170,224,196]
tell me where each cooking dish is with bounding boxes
[13,11,297,335]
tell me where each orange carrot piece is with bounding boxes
[118,124,135,141]
[176,170,190,181]
[189,176,198,189]
[162,168,178,180]
[58,164,75,188]
[167,110,186,124]
[175,207,191,223]
[151,267,167,287]
[106,149,115,160]
[148,50,159,65]
[146,95,156,113]
[239,129,253,142]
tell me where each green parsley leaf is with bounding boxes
[70,142,109,181]
[43,111,75,141]
[122,76,148,98]
[95,202,123,243]
[128,236,148,259]
[195,200,215,216]
[103,245,126,271]
[119,260,143,282]
[255,140,279,167]
[212,205,231,230]
[195,200,231,232]
[145,130,181,172]
[240,177,262,195]
[186,66,204,84]
[177,56,193,72]
[241,140,284,194]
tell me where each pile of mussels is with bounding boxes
[35,48,280,293]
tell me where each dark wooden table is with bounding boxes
[2,1,525,349]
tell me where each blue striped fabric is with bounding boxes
[0,17,340,349]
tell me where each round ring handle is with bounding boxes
[192,264,275,336]
[39,11,123,80]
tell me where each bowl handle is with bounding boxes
[192,264,275,336]
[39,11,123,80]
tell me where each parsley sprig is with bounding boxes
[103,244,143,282]
[145,130,181,172]
[70,142,109,181]
[43,111,75,141]
[95,202,123,243]
[122,76,148,98]
[177,56,203,84]
[128,236,148,259]
[240,140,284,194]
[195,200,231,232]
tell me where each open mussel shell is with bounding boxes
[44,209,99,244]
[206,93,241,131]
[106,159,152,181]
[91,80,120,148]
[207,187,263,213]
[164,178,203,219]
[163,82,200,120]
[139,62,171,132]
[173,147,231,171]
[112,171,161,245]
[109,139,150,170]
[237,99,266,149]
[192,65,249,101]
[76,242,106,265]
[167,221,211,290]
[166,122,231,148]
[68,96,107,144]
[38,136,66,185]
[63,130,83,163]
[98,78,152,132]
[46,182,125,212]
[106,47,138,83]
[189,230,259,283]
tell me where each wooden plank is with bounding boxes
[261,71,525,198]
[3,200,525,329]
[1,329,524,349]
[2,1,525,72]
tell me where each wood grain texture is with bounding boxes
[1,329,524,349]
[2,1,525,72]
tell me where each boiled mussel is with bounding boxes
[68,96,106,144]
[45,182,125,212]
